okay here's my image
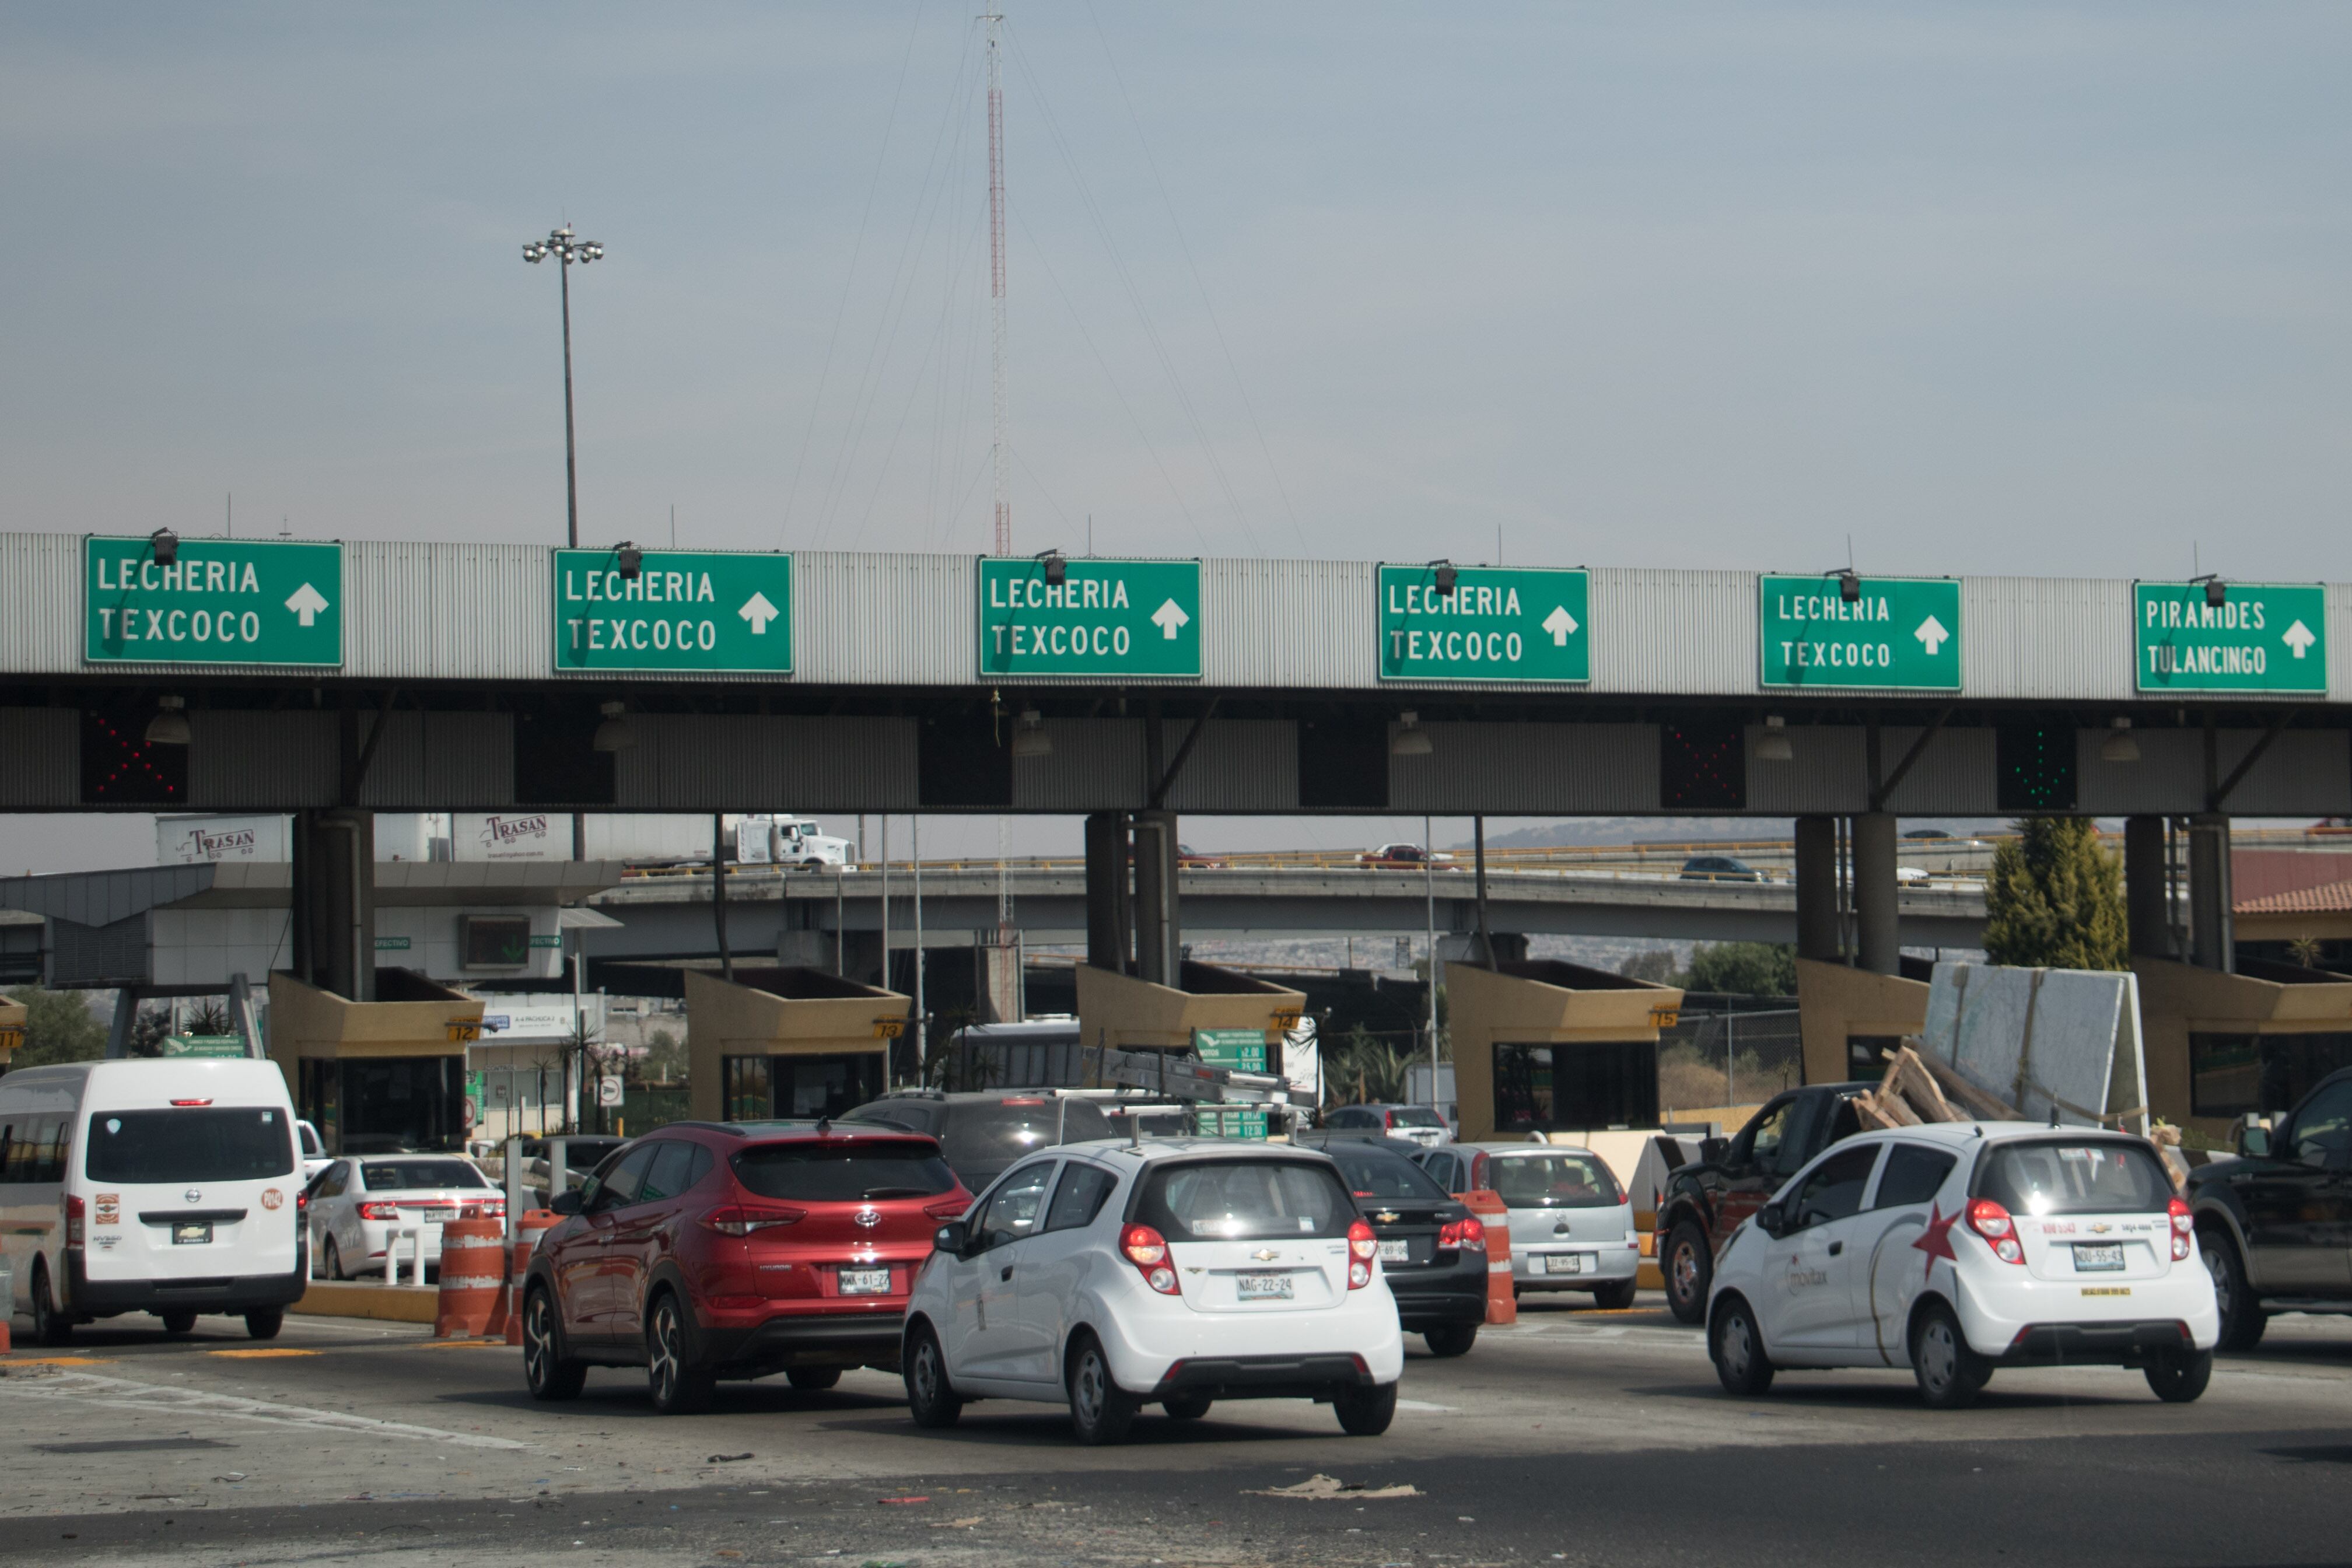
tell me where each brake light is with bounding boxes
[701,1205,805,1236]
[1438,1216,1487,1253]
[1119,1223,1180,1294]
[1001,1097,1045,1106]
[1383,1110,1398,1128]
[169,1098,213,1107]
[2168,1196,2193,1261]
[1348,1217,1377,1289]
[297,1189,309,1214]
[1968,1198,2024,1264]
[1469,1151,1490,1192]
[65,1194,85,1247]
[923,1196,971,1221]
[358,1201,402,1221]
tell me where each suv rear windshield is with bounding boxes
[1489,1151,1623,1208]
[85,1108,295,1184]
[1978,1139,2173,1217]
[1323,1144,1451,1201]
[1384,1107,1446,1129]
[361,1159,488,1191]
[1135,1158,1356,1242]
[942,1098,1112,1169]
[733,1140,957,1202]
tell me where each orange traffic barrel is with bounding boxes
[502,1209,562,1346]
[1461,1190,1516,1326]
[433,1212,509,1339]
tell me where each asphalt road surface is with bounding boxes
[5,1294,2349,1568]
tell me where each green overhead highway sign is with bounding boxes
[1759,574,1961,690]
[85,536,343,666]
[553,548,793,673]
[1378,564,1589,682]
[2134,582,2325,693]
[978,556,1201,678]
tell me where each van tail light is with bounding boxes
[1119,1223,1180,1295]
[1348,1217,1378,1289]
[1438,1216,1487,1252]
[2168,1196,2193,1261]
[924,1196,971,1222]
[297,1189,309,1214]
[1967,1198,2025,1265]
[169,1098,214,1107]
[701,1205,804,1236]
[358,1201,402,1221]
[65,1194,85,1248]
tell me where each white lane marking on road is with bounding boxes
[4,1370,528,1450]
[1395,1399,1457,1412]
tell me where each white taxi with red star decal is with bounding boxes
[1702,1122,2219,1409]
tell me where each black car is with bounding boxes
[1296,1133,1488,1356]
[845,1090,1112,1195]
[1678,855,1765,883]
[2189,1066,2352,1350]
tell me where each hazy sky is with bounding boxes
[1,5,2345,870]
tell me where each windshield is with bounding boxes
[1489,1152,1623,1208]
[732,1141,958,1201]
[1323,1144,1451,1201]
[85,1108,295,1184]
[942,1099,1112,1170]
[1385,1107,1446,1129]
[360,1158,488,1191]
[1979,1140,2173,1217]
[1135,1158,1356,1242]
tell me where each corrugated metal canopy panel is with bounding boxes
[345,541,545,682]
[1204,559,1376,690]
[0,709,79,807]
[191,710,337,807]
[2080,727,2351,817]
[1745,724,1868,814]
[0,863,217,925]
[795,552,972,686]
[1163,720,1300,813]
[2077,727,2203,815]
[614,715,917,811]
[1388,723,1658,814]
[1880,726,1995,816]
[0,536,80,673]
[1590,569,1755,696]
[1963,576,2133,701]
[2329,583,2352,702]
[1014,719,1144,810]
[357,710,514,808]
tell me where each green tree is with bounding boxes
[1983,817,2127,971]
[1682,942,1798,998]
[13,986,107,1068]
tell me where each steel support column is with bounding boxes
[2124,815,2172,960]
[1083,810,1130,974]
[2188,813,2234,972]
[296,809,376,1000]
[1851,811,1899,976]
[1132,810,1178,985]
[1794,815,1841,963]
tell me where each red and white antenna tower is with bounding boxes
[985,10,1010,556]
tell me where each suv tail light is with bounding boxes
[2168,1196,2193,1261]
[701,1204,805,1236]
[1967,1198,2024,1264]
[358,1200,402,1222]
[65,1193,85,1247]
[1438,1216,1487,1252]
[1119,1223,1180,1295]
[1347,1217,1377,1289]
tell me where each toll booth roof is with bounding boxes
[1490,958,1667,992]
[375,967,473,1003]
[2234,956,2352,985]
[1177,960,1297,996]
[601,962,891,1002]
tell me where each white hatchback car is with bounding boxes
[901,1139,1406,1444]
[1706,1122,2218,1408]
[1426,1143,1642,1307]
[304,1154,503,1280]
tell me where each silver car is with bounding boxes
[1415,1143,1640,1308]
[305,1154,503,1281]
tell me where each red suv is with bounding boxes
[520,1121,972,1413]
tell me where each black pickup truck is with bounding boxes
[2188,1066,2352,1350]
[1653,1082,1873,1323]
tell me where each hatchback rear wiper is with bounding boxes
[860,1186,933,1199]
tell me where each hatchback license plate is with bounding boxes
[1237,1272,1294,1301]
[173,1222,212,1246]
[1377,1240,1409,1263]
[1543,1253,1587,1275]
[838,1267,892,1296]
[2073,1242,2125,1272]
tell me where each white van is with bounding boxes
[1,1059,306,1345]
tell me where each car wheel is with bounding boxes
[1065,1334,1138,1446]
[1423,1322,1478,1358]
[786,1366,842,1392]
[244,1310,284,1341]
[646,1293,716,1415]
[1162,1395,1213,1420]
[1664,1220,1712,1325]
[1910,1301,1987,1410]
[1709,1294,1774,1396]
[159,1310,198,1336]
[323,1236,346,1282]
[522,1286,588,1400]
[1592,1279,1639,1311]
[2200,1230,2267,1352]
[2144,1346,2213,1404]
[902,1323,963,1429]
[1333,1381,1397,1436]
[31,1264,72,1347]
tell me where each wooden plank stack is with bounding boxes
[1855,1043,2023,1129]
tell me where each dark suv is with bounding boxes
[1296,1133,1489,1356]
[2189,1066,2352,1350]
[521,1120,972,1413]
[846,1090,1113,1193]
[1651,1083,1872,1323]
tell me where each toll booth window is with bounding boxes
[1492,1040,1659,1132]
[335,1058,466,1154]
[1848,1035,1903,1081]
[721,1056,774,1121]
[2193,1032,2352,1119]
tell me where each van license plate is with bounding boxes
[1544,1254,1586,1275]
[1377,1240,1409,1262]
[1237,1273,1294,1301]
[838,1268,892,1296]
[2074,1243,2124,1272]
[173,1222,212,1246]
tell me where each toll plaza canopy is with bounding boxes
[7,534,2351,816]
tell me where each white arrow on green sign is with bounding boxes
[977,556,1202,678]
[1378,565,1590,683]
[2133,582,2325,693]
[552,548,793,673]
[1759,574,1962,690]
[85,536,344,667]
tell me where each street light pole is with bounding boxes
[521,225,604,549]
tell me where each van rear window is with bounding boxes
[86,1108,295,1184]
[1978,1140,2172,1217]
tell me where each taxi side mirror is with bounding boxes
[1755,1200,1787,1239]
[2235,1116,2273,1160]
[1700,1138,1730,1165]
[548,1188,584,1216]
[933,1220,970,1256]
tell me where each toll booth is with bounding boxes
[269,969,485,1156]
[1447,961,1685,1142]
[0,991,26,1072]
[1074,962,1307,1080]
[685,968,909,1123]
[2133,957,2352,1142]
[1796,957,1931,1087]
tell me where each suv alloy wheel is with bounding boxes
[646,1293,716,1415]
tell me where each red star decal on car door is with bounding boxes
[1912,1202,1961,1279]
